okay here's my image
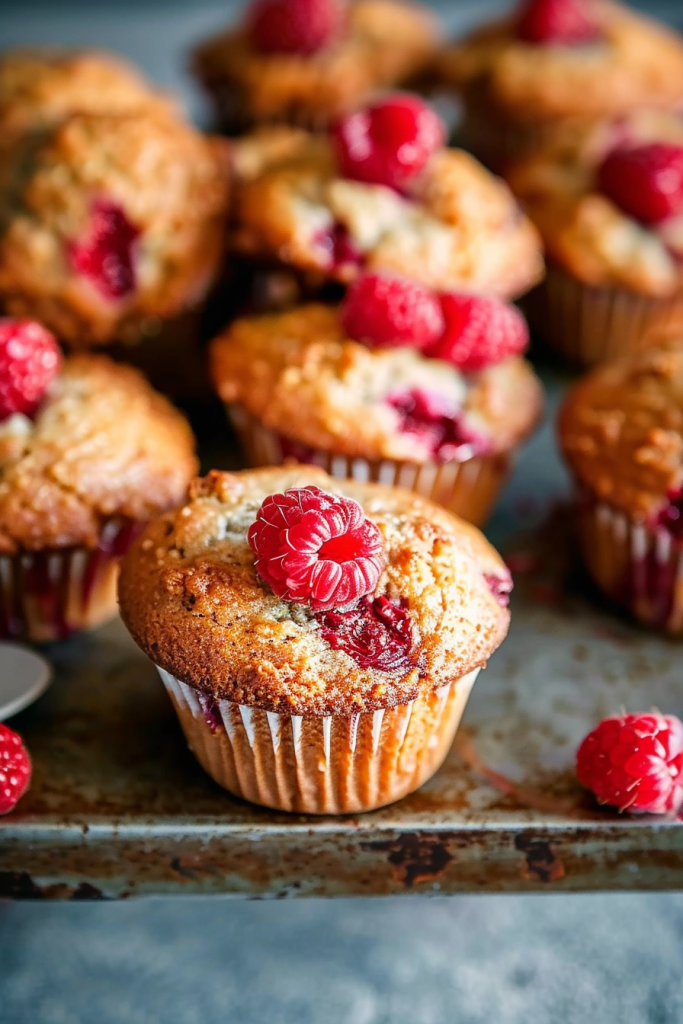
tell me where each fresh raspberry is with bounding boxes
[598,143,683,224]
[388,389,490,462]
[248,485,385,611]
[247,0,343,55]
[332,95,444,191]
[69,197,140,300]
[341,272,444,351]
[576,712,683,814]
[316,595,416,671]
[516,0,601,44]
[425,293,529,373]
[0,319,61,422]
[0,724,32,815]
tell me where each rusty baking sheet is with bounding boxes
[1,364,683,899]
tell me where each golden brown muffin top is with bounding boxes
[0,48,175,133]
[230,126,543,299]
[0,108,230,347]
[118,467,510,715]
[559,338,683,520]
[0,355,197,553]
[211,304,543,460]
[441,1,683,125]
[508,110,683,296]
[192,0,439,128]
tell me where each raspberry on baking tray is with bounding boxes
[0,723,32,816]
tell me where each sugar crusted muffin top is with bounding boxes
[441,1,683,125]
[211,303,542,461]
[0,355,197,553]
[559,338,683,521]
[193,0,438,128]
[0,108,229,346]
[230,126,543,299]
[118,467,510,715]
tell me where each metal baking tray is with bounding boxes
[2,360,682,899]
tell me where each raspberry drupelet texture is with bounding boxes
[247,0,344,55]
[426,294,529,373]
[0,723,31,815]
[598,142,683,225]
[332,95,445,191]
[516,0,601,45]
[341,272,444,351]
[576,712,683,814]
[248,485,385,611]
[0,318,61,422]
[68,198,141,301]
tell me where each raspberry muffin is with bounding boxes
[0,318,197,642]
[509,111,683,367]
[118,466,511,813]
[0,106,229,394]
[230,95,544,306]
[0,48,173,134]
[440,0,683,172]
[211,272,543,525]
[559,338,683,634]
[192,0,439,133]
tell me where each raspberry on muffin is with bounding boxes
[230,97,544,300]
[0,319,197,641]
[118,466,511,813]
[211,275,543,525]
[440,0,683,171]
[191,0,440,132]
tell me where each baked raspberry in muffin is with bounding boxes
[118,466,511,813]
[508,111,683,366]
[440,0,683,172]
[0,48,173,134]
[559,337,683,634]
[211,273,543,525]
[191,0,439,133]
[230,96,544,302]
[0,319,197,642]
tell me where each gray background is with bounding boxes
[2,1,683,1022]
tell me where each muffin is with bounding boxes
[229,95,544,308]
[118,466,511,813]
[0,318,197,642]
[508,111,683,367]
[211,272,543,525]
[559,338,683,633]
[440,0,683,172]
[0,105,230,394]
[191,0,439,133]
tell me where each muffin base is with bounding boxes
[525,263,683,368]
[228,404,510,526]
[0,520,139,643]
[107,307,209,398]
[158,666,480,814]
[578,499,683,634]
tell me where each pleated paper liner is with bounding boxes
[159,666,480,814]
[525,262,683,369]
[228,404,511,527]
[0,520,140,643]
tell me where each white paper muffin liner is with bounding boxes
[158,666,480,814]
[0,519,139,643]
[525,263,683,368]
[228,404,511,526]
[578,499,683,633]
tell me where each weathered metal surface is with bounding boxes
[1,364,683,897]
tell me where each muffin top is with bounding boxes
[441,0,683,125]
[230,104,544,299]
[0,108,229,346]
[192,0,438,128]
[508,111,683,295]
[118,467,511,715]
[211,298,543,461]
[0,48,174,133]
[0,352,197,553]
[559,338,683,522]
